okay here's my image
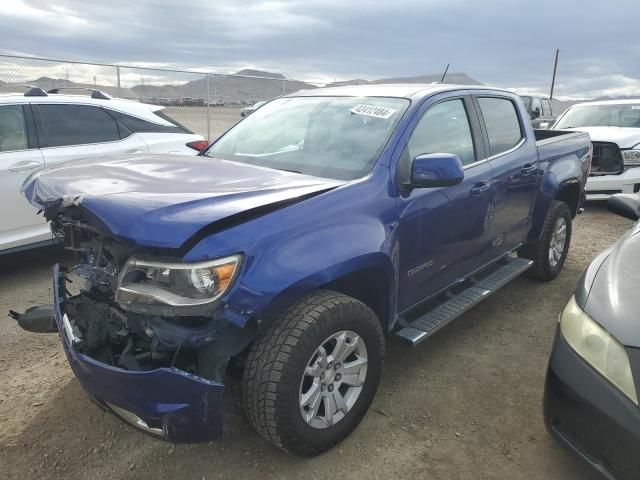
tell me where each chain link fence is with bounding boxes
[0,54,323,140]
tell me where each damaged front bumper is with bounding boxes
[52,264,225,442]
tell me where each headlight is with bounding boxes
[560,296,638,405]
[116,255,242,315]
[623,149,640,167]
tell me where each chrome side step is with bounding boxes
[395,257,533,346]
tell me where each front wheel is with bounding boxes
[242,290,385,456]
[519,200,572,281]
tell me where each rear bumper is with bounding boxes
[586,169,640,200]
[544,330,640,480]
[52,264,225,442]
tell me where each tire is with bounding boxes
[519,200,572,281]
[242,290,385,456]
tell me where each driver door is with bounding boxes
[396,94,495,312]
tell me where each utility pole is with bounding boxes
[116,66,121,97]
[550,49,560,100]
[440,64,450,83]
[206,73,211,142]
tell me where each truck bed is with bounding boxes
[534,128,592,190]
[533,128,586,145]
[535,128,590,155]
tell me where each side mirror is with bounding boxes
[531,107,541,120]
[608,194,640,221]
[409,153,464,189]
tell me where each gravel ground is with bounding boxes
[0,202,631,480]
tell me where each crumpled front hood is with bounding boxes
[579,221,640,347]
[22,154,342,249]
[564,126,640,148]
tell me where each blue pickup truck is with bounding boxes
[17,84,592,456]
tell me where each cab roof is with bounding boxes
[289,83,506,100]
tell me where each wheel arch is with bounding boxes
[555,180,581,217]
[527,172,581,244]
[321,267,393,333]
[254,253,396,334]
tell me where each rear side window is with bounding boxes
[0,105,28,152]
[107,109,193,134]
[407,99,476,166]
[36,104,120,147]
[531,97,542,114]
[478,97,523,156]
[153,110,193,133]
[542,99,552,116]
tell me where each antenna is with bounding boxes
[440,64,450,83]
[550,49,560,100]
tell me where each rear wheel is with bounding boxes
[519,200,572,281]
[242,290,384,456]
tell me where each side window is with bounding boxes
[0,105,28,152]
[36,104,120,147]
[152,110,194,133]
[531,97,542,114]
[478,97,523,156]
[542,99,552,116]
[107,110,188,134]
[407,99,476,166]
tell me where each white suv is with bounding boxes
[0,87,206,254]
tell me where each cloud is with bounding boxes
[2,0,92,34]
[0,0,638,98]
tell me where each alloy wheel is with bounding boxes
[299,330,368,429]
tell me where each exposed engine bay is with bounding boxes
[25,204,256,383]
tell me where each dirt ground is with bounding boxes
[0,202,631,480]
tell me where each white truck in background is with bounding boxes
[553,99,640,200]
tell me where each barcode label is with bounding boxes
[350,104,397,119]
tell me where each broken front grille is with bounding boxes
[590,142,623,176]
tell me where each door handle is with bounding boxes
[520,164,537,174]
[126,149,144,154]
[8,160,42,173]
[471,182,491,195]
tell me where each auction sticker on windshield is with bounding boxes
[351,104,397,119]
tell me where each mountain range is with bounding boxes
[0,70,483,104]
[1,70,636,110]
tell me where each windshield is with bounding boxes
[555,103,640,129]
[206,96,410,180]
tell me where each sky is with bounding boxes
[0,0,639,99]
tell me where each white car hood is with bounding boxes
[563,126,640,148]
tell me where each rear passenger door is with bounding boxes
[32,103,148,165]
[473,94,539,256]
